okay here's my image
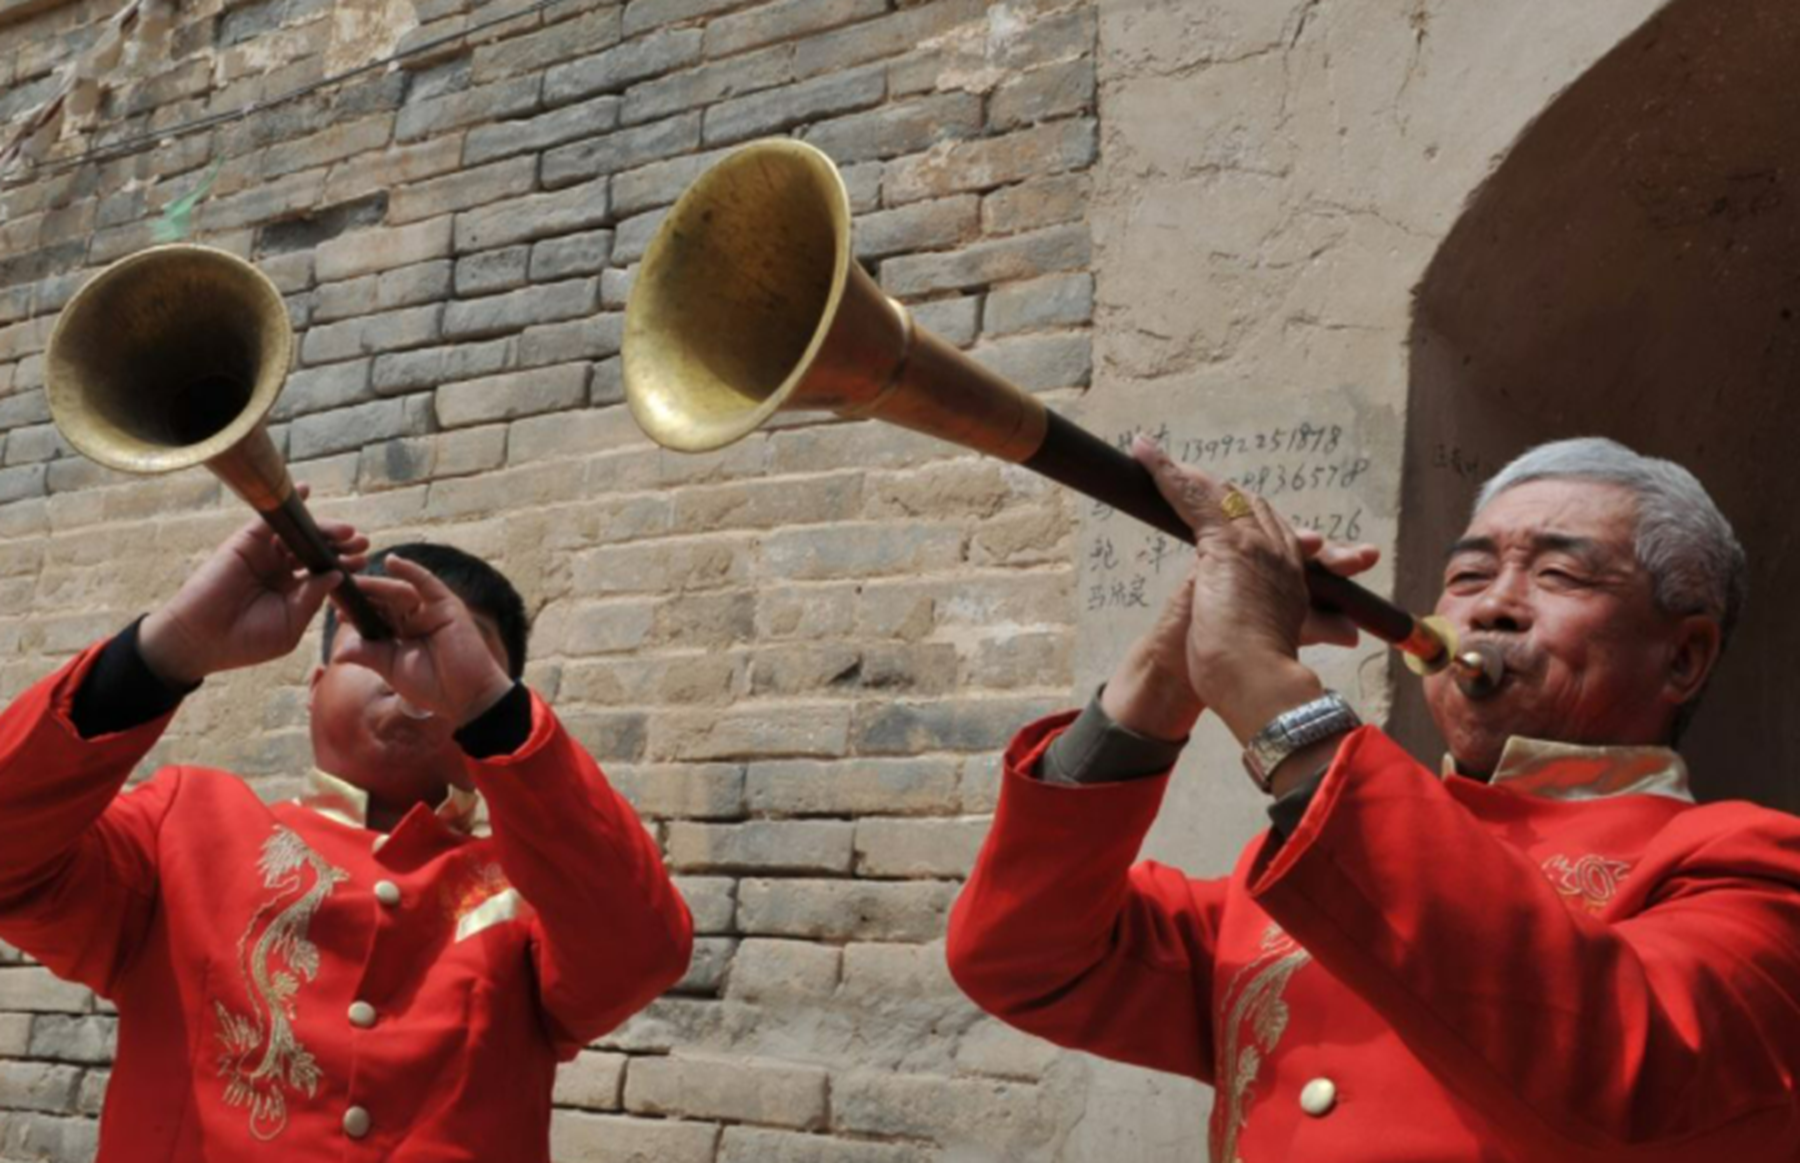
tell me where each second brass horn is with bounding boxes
[46,244,389,641]
[622,139,1497,690]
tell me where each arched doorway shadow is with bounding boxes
[1393,0,1800,807]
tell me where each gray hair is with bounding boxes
[1475,438,1747,645]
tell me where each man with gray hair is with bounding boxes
[950,435,1800,1162]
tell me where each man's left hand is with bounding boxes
[332,555,515,729]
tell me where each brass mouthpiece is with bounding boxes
[1450,644,1506,699]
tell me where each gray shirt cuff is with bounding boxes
[1039,687,1187,785]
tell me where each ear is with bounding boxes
[308,664,324,702]
[1663,614,1723,709]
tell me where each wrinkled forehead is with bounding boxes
[1458,478,1641,558]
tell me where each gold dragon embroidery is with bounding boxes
[214,827,350,1140]
[1211,925,1313,1163]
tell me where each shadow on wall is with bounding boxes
[1391,0,1800,808]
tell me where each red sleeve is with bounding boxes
[465,692,693,1059]
[946,712,1227,1083]
[1251,725,1800,1159]
[0,643,183,998]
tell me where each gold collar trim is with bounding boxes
[1443,737,1693,804]
[299,768,482,834]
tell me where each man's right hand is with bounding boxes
[138,490,368,688]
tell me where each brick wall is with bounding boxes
[0,0,1098,1158]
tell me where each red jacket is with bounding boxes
[947,713,1800,1162]
[0,643,693,1162]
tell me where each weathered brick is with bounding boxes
[671,474,861,535]
[609,147,736,217]
[590,356,624,405]
[0,463,48,504]
[720,1127,930,1163]
[608,207,668,266]
[672,935,735,993]
[389,156,539,226]
[984,271,1094,335]
[671,875,737,933]
[853,696,1063,755]
[956,1017,1061,1081]
[736,878,956,942]
[885,119,1097,205]
[453,178,611,252]
[0,1061,81,1113]
[464,93,622,166]
[757,523,964,581]
[396,75,541,143]
[838,941,959,1003]
[564,709,651,763]
[530,229,613,281]
[967,629,1071,690]
[311,275,380,324]
[702,66,886,148]
[315,217,454,283]
[745,757,960,817]
[532,599,658,656]
[621,0,740,36]
[745,642,861,698]
[571,536,751,598]
[518,312,623,368]
[605,763,746,821]
[620,43,795,127]
[667,820,854,875]
[3,423,60,465]
[321,135,466,205]
[0,1112,99,1161]
[854,817,988,878]
[0,1012,30,1055]
[753,583,856,641]
[443,278,599,340]
[880,224,1090,298]
[260,114,395,180]
[854,195,980,262]
[504,405,642,464]
[373,339,514,394]
[990,58,1096,131]
[804,91,983,166]
[542,110,702,189]
[289,396,421,460]
[967,331,1091,391]
[472,5,624,83]
[553,1050,627,1111]
[454,246,531,296]
[358,426,508,490]
[907,295,981,348]
[26,1014,117,1064]
[705,0,884,58]
[626,1053,828,1130]
[301,304,444,365]
[544,28,704,107]
[550,1110,719,1163]
[653,704,851,761]
[76,1067,108,1116]
[790,0,988,80]
[726,938,840,1003]
[834,1070,1057,1152]
[652,590,755,649]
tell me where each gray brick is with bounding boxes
[464,93,622,166]
[626,1053,828,1130]
[982,172,1091,236]
[377,259,456,309]
[609,206,668,265]
[672,935,736,994]
[396,75,541,142]
[454,178,610,252]
[3,422,61,465]
[606,763,745,821]
[701,65,886,148]
[272,359,375,420]
[880,224,1090,298]
[758,523,964,581]
[705,0,885,58]
[435,363,589,428]
[854,195,980,262]
[990,58,1096,131]
[671,876,736,933]
[389,157,540,226]
[610,147,735,217]
[0,1060,81,1113]
[834,1071,1057,1153]
[622,0,741,37]
[653,704,850,761]
[591,355,624,405]
[725,939,840,1003]
[28,1014,118,1064]
[454,246,531,296]
[544,28,703,107]
[720,1128,930,1163]
[745,757,960,817]
[471,6,624,83]
[312,275,379,324]
[736,878,956,942]
[854,817,988,878]
[621,42,795,126]
[551,1112,718,1163]
[564,709,650,764]
[791,0,988,80]
[885,118,1097,205]
[0,463,48,504]
[316,217,454,283]
[443,279,598,340]
[910,295,981,348]
[803,91,983,165]
[666,820,853,874]
[984,272,1094,336]
[541,111,701,189]
[289,397,418,459]
[553,1050,627,1111]
[967,331,1091,391]
[301,304,444,365]
[518,313,624,368]
[530,229,613,281]
[373,339,514,394]
[853,696,1061,755]
[0,1112,99,1161]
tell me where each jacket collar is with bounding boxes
[1444,737,1693,804]
[300,767,483,834]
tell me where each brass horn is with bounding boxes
[46,244,390,641]
[623,139,1499,692]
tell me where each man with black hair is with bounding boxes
[0,512,692,1161]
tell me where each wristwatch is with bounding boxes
[1241,692,1361,793]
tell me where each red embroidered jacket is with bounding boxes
[0,643,692,1161]
[947,713,1800,1162]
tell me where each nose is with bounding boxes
[1469,567,1532,634]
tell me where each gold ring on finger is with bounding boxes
[1220,488,1256,522]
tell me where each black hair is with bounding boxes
[321,543,530,679]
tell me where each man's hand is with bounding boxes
[1100,438,1378,745]
[138,489,368,687]
[332,556,514,729]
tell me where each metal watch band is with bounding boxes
[1241,692,1361,793]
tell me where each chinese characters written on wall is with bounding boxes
[1081,422,1372,613]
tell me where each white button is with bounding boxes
[1300,1077,1338,1117]
[343,1106,372,1138]
[374,880,402,907]
[371,835,389,854]
[348,1001,377,1029]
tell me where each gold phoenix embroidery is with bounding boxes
[215,827,350,1140]
[1212,925,1313,1163]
